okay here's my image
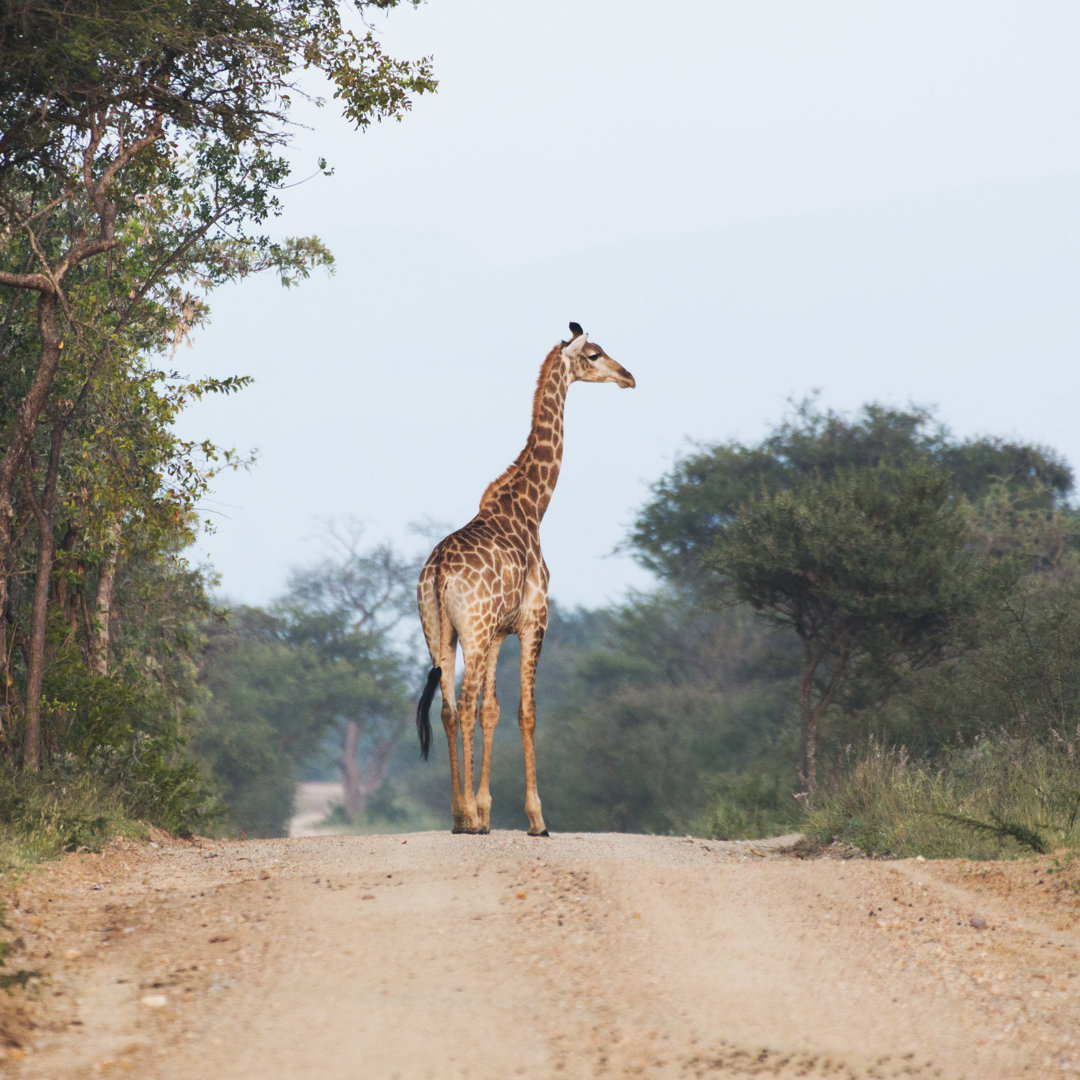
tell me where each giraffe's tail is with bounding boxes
[416,665,441,761]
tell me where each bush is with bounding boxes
[0,764,125,871]
[73,736,220,837]
[801,735,1080,858]
[0,737,219,872]
[696,764,802,840]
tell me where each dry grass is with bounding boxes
[801,736,1080,859]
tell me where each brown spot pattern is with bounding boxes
[417,332,634,836]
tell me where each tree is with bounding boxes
[194,606,333,836]
[194,530,419,835]
[281,528,417,821]
[0,0,435,765]
[631,401,1072,594]
[630,403,1073,792]
[705,461,982,791]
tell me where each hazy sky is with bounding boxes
[178,1,1080,610]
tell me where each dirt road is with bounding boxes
[4,830,1080,1079]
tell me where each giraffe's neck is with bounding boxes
[479,345,569,529]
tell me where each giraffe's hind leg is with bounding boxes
[475,631,507,833]
[452,643,485,833]
[437,649,469,832]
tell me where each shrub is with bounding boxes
[0,737,219,872]
[696,765,802,840]
[801,735,1080,858]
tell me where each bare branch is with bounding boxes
[0,268,52,292]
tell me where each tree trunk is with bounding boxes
[341,718,401,822]
[0,292,64,733]
[52,522,82,631]
[798,662,818,794]
[89,520,122,676]
[22,426,65,769]
[341,719,365,820]
[23,515,54,770]
[798,644,850,795]
[0,519,12,740]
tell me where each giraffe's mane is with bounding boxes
[479,341,563,510]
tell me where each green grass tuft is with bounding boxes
[801,736,1080,859]
[697,765,802,840]
[0,737,220,873]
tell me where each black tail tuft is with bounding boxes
[416,666,441,761]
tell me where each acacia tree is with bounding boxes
[631,403,1073,792]
[0,0,435,764]
[632,402,1072,594]
[704,461,980,791]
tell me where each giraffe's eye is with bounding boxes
[587,353,601,362]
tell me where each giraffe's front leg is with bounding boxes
[475,633,506,834]
[518,627,549,837]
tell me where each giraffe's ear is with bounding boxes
[563,329,588,357]
[564,322,587,354]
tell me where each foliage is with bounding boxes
[193,606,332,837]
[0,0,435,763]
[427,594,801,835]
[0,734,219,871]
[0,583,219,851]
[630,401,1075,794]
[693,765,801,841]
[0,0,434,854]
[801,736,1080,858]
[630,400,1072,591]
[193,530,420,837]
[0,759,132,871]
[951,564,1080,736]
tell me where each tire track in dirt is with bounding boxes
[4,831,1080,1078]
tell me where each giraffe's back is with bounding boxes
[418,514,547,651]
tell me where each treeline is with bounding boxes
[0,1,434,858]
[622,401,1080,853]
[194,401,1080,861]
[4,3,1079,862]
[462,400,1080,853]
[194,529,419,837]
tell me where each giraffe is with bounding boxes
[415,323,635,835]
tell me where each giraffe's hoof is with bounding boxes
[452,824,482,834]
[528,828,550,838]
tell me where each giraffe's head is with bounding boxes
[562,322,635,389]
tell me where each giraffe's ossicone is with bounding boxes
[416,323,636,835]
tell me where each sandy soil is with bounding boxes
[2,828,1079,1079]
